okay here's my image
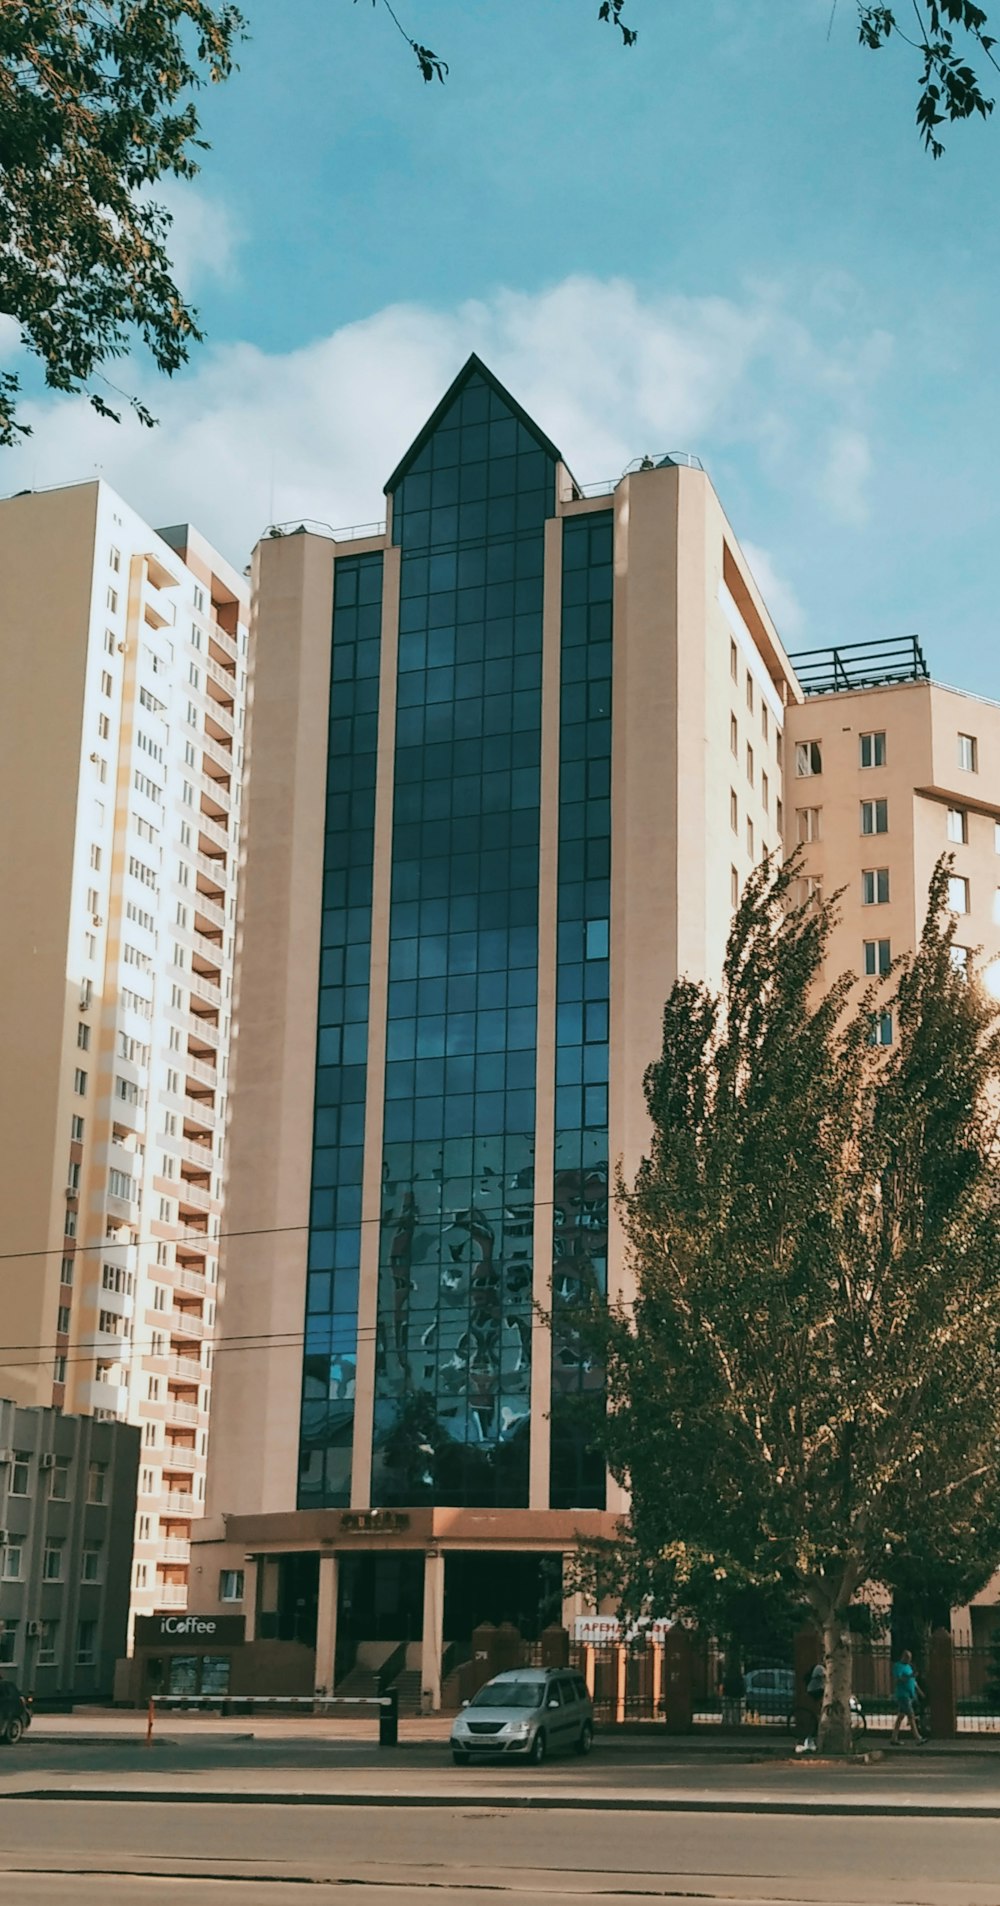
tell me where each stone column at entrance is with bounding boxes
[314,1554,339,1696]
[421,1550,445,1713]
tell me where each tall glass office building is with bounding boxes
[197,358,800,1703]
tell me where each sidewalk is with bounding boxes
[24,1710,1000,1755]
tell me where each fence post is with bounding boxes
[378,1686,399,1748]
[651,1640,663,1720]
[146,1697,154,1745]
[928,1626,956,1739]
[661,1625,694,1734]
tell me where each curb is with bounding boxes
[7,1787,1000,1819]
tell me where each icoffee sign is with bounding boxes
[134,1614,246,1647]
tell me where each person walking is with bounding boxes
[891,1650,925,1745]
[719,1661,745,1728]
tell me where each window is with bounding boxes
[43,1543,63,1581]
[57,1305,70,1334]
[859,731,886,768]
[730,865,739,908]
[87,1461,108,1504]
[37,1621,58,1666]
[797,807,821,843]
[730,714,738,757]
[90,843,102,870]
[860,799,888,836]
[948,874,969,914]
[50,1462,69,1500]
[761,771,769,814]
[98,713,110,740]
[584,919,609,960]
[0,1625,16,1665]
[746,743,754,787]
[67,1160,80,1192]
[795,740,822,777]
[101,669,112,696]
[74,1069,87,1096]
[104,628,115,654]
[81,1548,102,1584]
[189,662,200,689]
[71,1114,84,1142]
[76,1620,97,1666]
[947,807,968,844]
[869,1011,893,1047]
[730,639,738,682]
[746,818,754,858]
[219,1568,245,1603]
[995,821,1000,856]
[2,1544,22,1580]
[746,672,754,712]
[958,733,978,773]
[863,939,892,977]
[60,1257,74,1286]
[76,1022,90,1051]
[776,797,783,835]
[110,545,121,572]
[761,704,769,742]
[95,756,107,783]
[108,1168,134,1202]
[730,790,738,833]
[862,868,890,906]
[951,945,969,973]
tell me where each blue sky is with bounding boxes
[4,0,999,691]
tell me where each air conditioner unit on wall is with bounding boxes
[0,1532,8,1547]
[0,1450,12,1466]
[39,1454,55,1471]
[26,1621,41,1637]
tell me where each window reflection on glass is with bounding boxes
[298,550,383,1510]
[372,368,555,1508]
[551,513,612,1512]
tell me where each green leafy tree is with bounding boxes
[595,855,1000,1753]
[0,0,244,444]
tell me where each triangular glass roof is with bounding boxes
[383,353,563,496]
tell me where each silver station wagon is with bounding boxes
[450,1667,595,1766]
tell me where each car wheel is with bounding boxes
[528,1729,546,1765]
[4,1718,23,1746]
[575,1720,594,1756]
[451,1749,469,1766]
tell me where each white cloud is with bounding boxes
[0,274,890,582]
[819,426,873,526]
[741,541,805,641]
[144,181,243,295]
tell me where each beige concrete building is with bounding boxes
[783,651,1000,1010]
[191,356,801,1705]
[0,480,249,1628]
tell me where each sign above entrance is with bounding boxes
[572,1616,675,1644]
[134,1614,246,1647]
[340,1510,410,1534]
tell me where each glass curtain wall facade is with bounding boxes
[372,369,555,1509]
[550,512,612,1511]
[298,552,383,1508]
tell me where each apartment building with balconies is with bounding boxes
[0,481,249,1630]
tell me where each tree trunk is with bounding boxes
[817,1606,853,1755]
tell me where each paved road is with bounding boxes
[4,1732,1000,1812]
[1,1796,1000,1903]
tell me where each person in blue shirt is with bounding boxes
[891,1650,925,1744]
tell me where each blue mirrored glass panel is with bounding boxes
[373,368,555,1507]
[298,550,383,1508]
[550,512,612,1510]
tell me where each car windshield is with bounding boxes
[471,1680,545,1709]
